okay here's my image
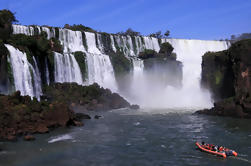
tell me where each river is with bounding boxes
[0,108,251,166]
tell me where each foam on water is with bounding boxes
[48,134,73,143]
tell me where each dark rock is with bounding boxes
[73,120,83,126]
[75,113,91,120]
[36,125,49,133]
[198,39,251,118]
[130,104,140,110]
[23,135,35,141]
[94,115,102,119]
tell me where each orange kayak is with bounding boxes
[196,142,237,158]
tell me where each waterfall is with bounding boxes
[12,25,34,36]
[54,52,83,85]
[110,35,117,53]
[84,32,101,54]
[11,24,231,109]
[32,57,42,99]
[97,33,104,53]
[86,53,117,92]
[45,58,50,85]
[59,29,86,53]
[41,27,54,39]
[126,39,229,109]
[5,44,42,100]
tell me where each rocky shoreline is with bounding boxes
[0,83,137,141]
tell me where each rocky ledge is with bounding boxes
[43,83,135,111]
[197,39,251,118]
[0,83,136,141]
[0,91,83,141]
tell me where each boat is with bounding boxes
[195,142,238,158]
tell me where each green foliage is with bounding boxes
[0,9,17,41]
[164,30,170,37]
[109,51,132,77]
[0,39,8,55]
[230,33,251,42]
[159,42,174,55]
[55,27,59,39]
[100,32,112,54]
[149,31,162,39]
[215,71,222,85]
[116,28,141,36]
[138,49,157,59]
[64,24,96,33]
[6,60,14,87]
[73,51,87,81]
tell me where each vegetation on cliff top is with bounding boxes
[43,83,131,111]
[64,24,97,33]
[0,9,17,42]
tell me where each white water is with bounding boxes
[86,53,117,92]
[54,52,83,85]
[5,44,42,100]
[126,39,229,109]
[11,24,231,109]
[59,29,86,53]
[45,58,50,85]
[84,32,101,54]
[48,134,73,143]
[12,25,34,36]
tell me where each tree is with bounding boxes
[0,9,17,41]
[230,35,236,41]
[116,28,141,36]
[164,30,170,38]
[149,31,163,39]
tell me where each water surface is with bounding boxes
[1,108,251,166]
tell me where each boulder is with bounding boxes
[23,135,35,141]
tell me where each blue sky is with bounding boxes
[1,0,251,40]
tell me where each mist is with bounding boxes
[119,39,230,109]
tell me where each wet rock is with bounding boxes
[94,115,102,119]
[36,125,49,133]
[198,39,251,118]
[73,121,83,126]
[130,104,140,110]
[75,113,91,120]
[24,135,35,141]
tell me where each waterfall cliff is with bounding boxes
[6,24,229,108]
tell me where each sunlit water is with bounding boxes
[1,109,251,166]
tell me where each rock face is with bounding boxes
[198,39,251,118]
[0,91,81,141]
[139,42,182,88]
[43,83,131,111]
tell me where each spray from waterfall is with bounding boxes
[124,39,229,109]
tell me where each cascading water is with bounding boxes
[126,39,229,109]
[54,52,83,85]
[45,58,50,85]
[5,44,42,100]
[86,53,117,92]
[110,35,117,53]
[11,24,230,109]
[84,31,117,91]
[12,25,34,36]
[59,29,86,53]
